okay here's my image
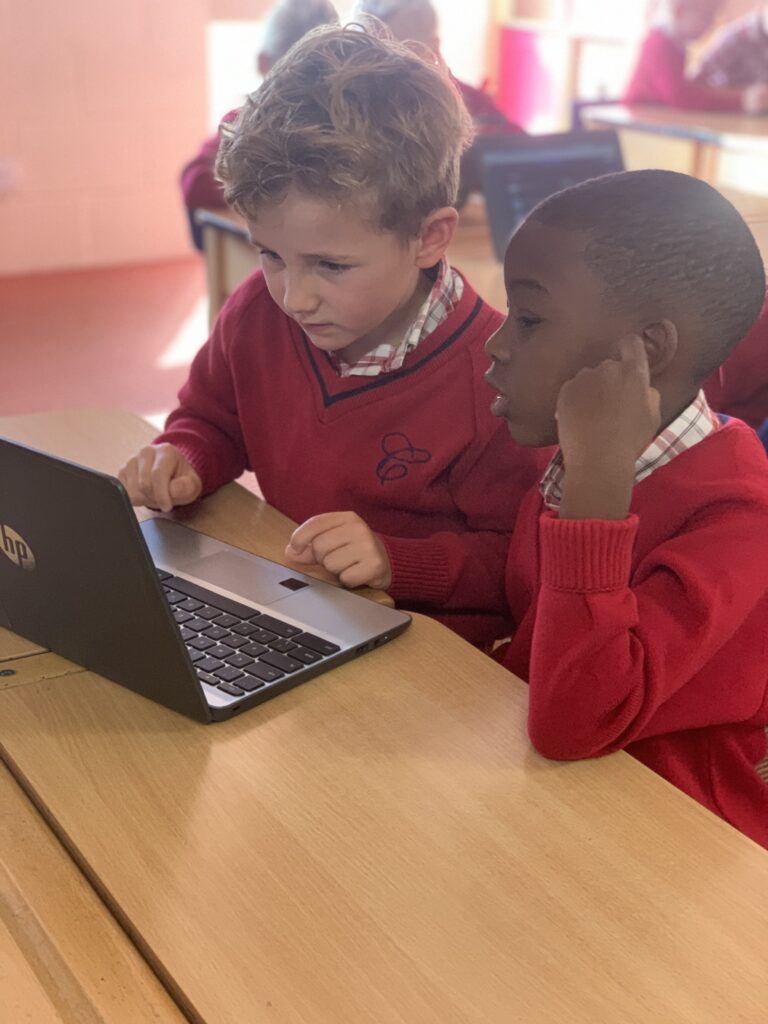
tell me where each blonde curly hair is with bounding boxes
[215,24,472,237]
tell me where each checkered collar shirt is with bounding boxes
[540,390,721,511]
[330,258,463,377]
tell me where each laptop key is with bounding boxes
[268,638,297,653]
[243,662,285,683]
[176,597,204,612]
[196,605,224,621]
[163,577,258,621]
[189,636,216,651]
[259,651,303,674]
[290,646,323,665]
[162,589,186,605]
[196,656,225,673]
[218,682,246,697]
[213,613,239,629]
[294,633,341,656]
[231,621,260,637]
[156,569,172,581]
[220,633,254,649]
[185,616,211,632]
[187,649,206,663]
[224,652,254,669]
[173,608,194,624]
[237,676,266,693]
[180,627,197,642]
[196,670,221,687]
[240,642,269,658]
[214,666,246,683]
[206,644,234,661]
[252,614,302,639]
[246,628,279,645]
[202,625,231,641]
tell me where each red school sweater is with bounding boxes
[156,270,544,644]
[498,420,768,848]
[624,28,742,111]
[704,288,768,429]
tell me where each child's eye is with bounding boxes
[517,315,542,330]
[259,249,282,263]
[319,260,350,274]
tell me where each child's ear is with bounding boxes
[638,319,679,377]
[414,207,459,268]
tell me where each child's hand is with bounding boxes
[285,512,393,590]
[117,444,203,513]
[556,336,661,521]
[742,83,768,114]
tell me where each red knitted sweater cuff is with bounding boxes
[378,534,453,605]
[539,511,638,592]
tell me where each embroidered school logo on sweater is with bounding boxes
[376,433,432,484]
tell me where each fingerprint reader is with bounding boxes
[279,578,309,592]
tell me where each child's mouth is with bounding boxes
[490,393,511,418]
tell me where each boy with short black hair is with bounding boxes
[485,169,768,846]
[120,26,542,645]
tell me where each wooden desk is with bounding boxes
[3,415,768,1022]
[581,104,768,214]
[1,762,185,1022]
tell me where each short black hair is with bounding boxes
[529,169,766,381]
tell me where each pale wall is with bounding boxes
[0,0,209,274]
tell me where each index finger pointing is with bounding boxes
[618,333,650,381]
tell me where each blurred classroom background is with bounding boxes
[2,0,765,425]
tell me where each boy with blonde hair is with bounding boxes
[121,26,542,645]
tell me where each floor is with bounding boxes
[2,257,208,430]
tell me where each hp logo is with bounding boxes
[0,523,36,571]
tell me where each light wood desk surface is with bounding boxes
[581,103,768,150]
[581,104,768,206]
[1,762,185,1023]
[2,412,768,1022]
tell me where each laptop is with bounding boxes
[475,129,625,261]
[0,437,411,722]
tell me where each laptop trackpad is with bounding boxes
[187,551,294,606]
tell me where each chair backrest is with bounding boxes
[474,129,625,261]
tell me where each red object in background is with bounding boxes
[497,27,567,130]
[704,289,768,430]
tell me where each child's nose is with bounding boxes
[485,323,510,361]
[282,274,318,317]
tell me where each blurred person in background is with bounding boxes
[695,1,768,88]
[180,0,339,247]
[624,0,768,112]
[352,0,524,206]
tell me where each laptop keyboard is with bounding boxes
[156,569,341,700]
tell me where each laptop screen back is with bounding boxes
[477,130,625,261]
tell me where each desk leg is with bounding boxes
[691,140,721,184]
[202,225,226,330]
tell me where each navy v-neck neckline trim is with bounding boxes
[300,296,484,408]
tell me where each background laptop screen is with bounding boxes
[477,130,625,261]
